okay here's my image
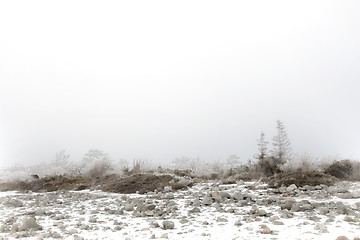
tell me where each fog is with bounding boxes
[1,1,360,168]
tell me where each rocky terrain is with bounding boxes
[1,179,360,240]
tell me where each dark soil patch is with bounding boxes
[266,171,337,188]
[0,175,91,192]
[101,174,186,194]
[0,174,186,194]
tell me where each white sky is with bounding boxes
[1,1,360,167]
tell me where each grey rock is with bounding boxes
[4,199,23,208]
[319,207,329,215]
[273,221,285,225]
[19,217,42,231]
[146,204,156,211]
[232,192,244,201]
[281,201,294,210]
[314,223,328,233]
[217,217,228,222]
[89,216,97,223]
[163,186,172,192]
[219,191,231,199]
[192,199,201,207]
[291,203,301,212]
[302,204,313,211]
[257,209,267,217]
[164,193,174,199]
[234,220,242,226]
[124,204,134,211]
[188,207,201,213]
[336,236,349,240]
[202,196,213,205]
[145,210,154,216]
[178,178,192,186]
[162,221,175,230]
[286,184,297,192]
[211,191,222,202]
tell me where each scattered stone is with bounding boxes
[216,217,228,223]
[162,221,175,230]
[124,204,134,211]
[336,236,349,240]
[19,217,42,231]
[261,226,272,234]
[4,199,23,208]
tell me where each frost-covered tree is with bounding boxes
[271,120,292,165]
[46,150,71,176]
[82,149,112,178]
[254,132,268,162]
[226,154,241,167]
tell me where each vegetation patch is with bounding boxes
[324,160,353,179]
[266,171,336,188]
[101,174,186,194]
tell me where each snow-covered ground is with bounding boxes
[1,181,360,240]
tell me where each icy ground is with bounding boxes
[1,181,360,240]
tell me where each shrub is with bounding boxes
[258,156,283,177]
[81,149,112,179]
[267,171,336,187]
[324,160,353,179]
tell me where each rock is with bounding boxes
[180,178,192,186]
[344,216,356,222]
[188,207,201,213]
[232,192,244,201]
[19,217,42,231]
[319,207,329,215]
[162,221,175,230]
[261,226,272,234]
[302,204,313,211]
[234,220,242,226]
[163,186,172,192]
[286,184,297,192]
[336,236,349,240]
[161,233,168,238]
[192,199,201,207]
[211,192,222,202]
[89,217,97,223]
[145,210,154,216]
[219,191,231,199]
[269,216,280,221]
[338,193,353,199]
[164,193,174,199]
[202,196,213,206]
[216,217,228,222]
[291,203,301,212]
[179,219,189,224]
[146,204,156,211]
[4,199,23,208]
[314,223,328,233]
[124,204,134,211]
[281,201,294,210]
[273,221,285,225]
[351,191,360,198]
[257,209,267,217]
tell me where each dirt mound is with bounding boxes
[101,174,186,194]
[0,174,187,194]
[0,175,90,192]
[266,171,336,188]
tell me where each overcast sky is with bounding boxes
[1,1,360,168]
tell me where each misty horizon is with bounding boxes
[1,1,360,168]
